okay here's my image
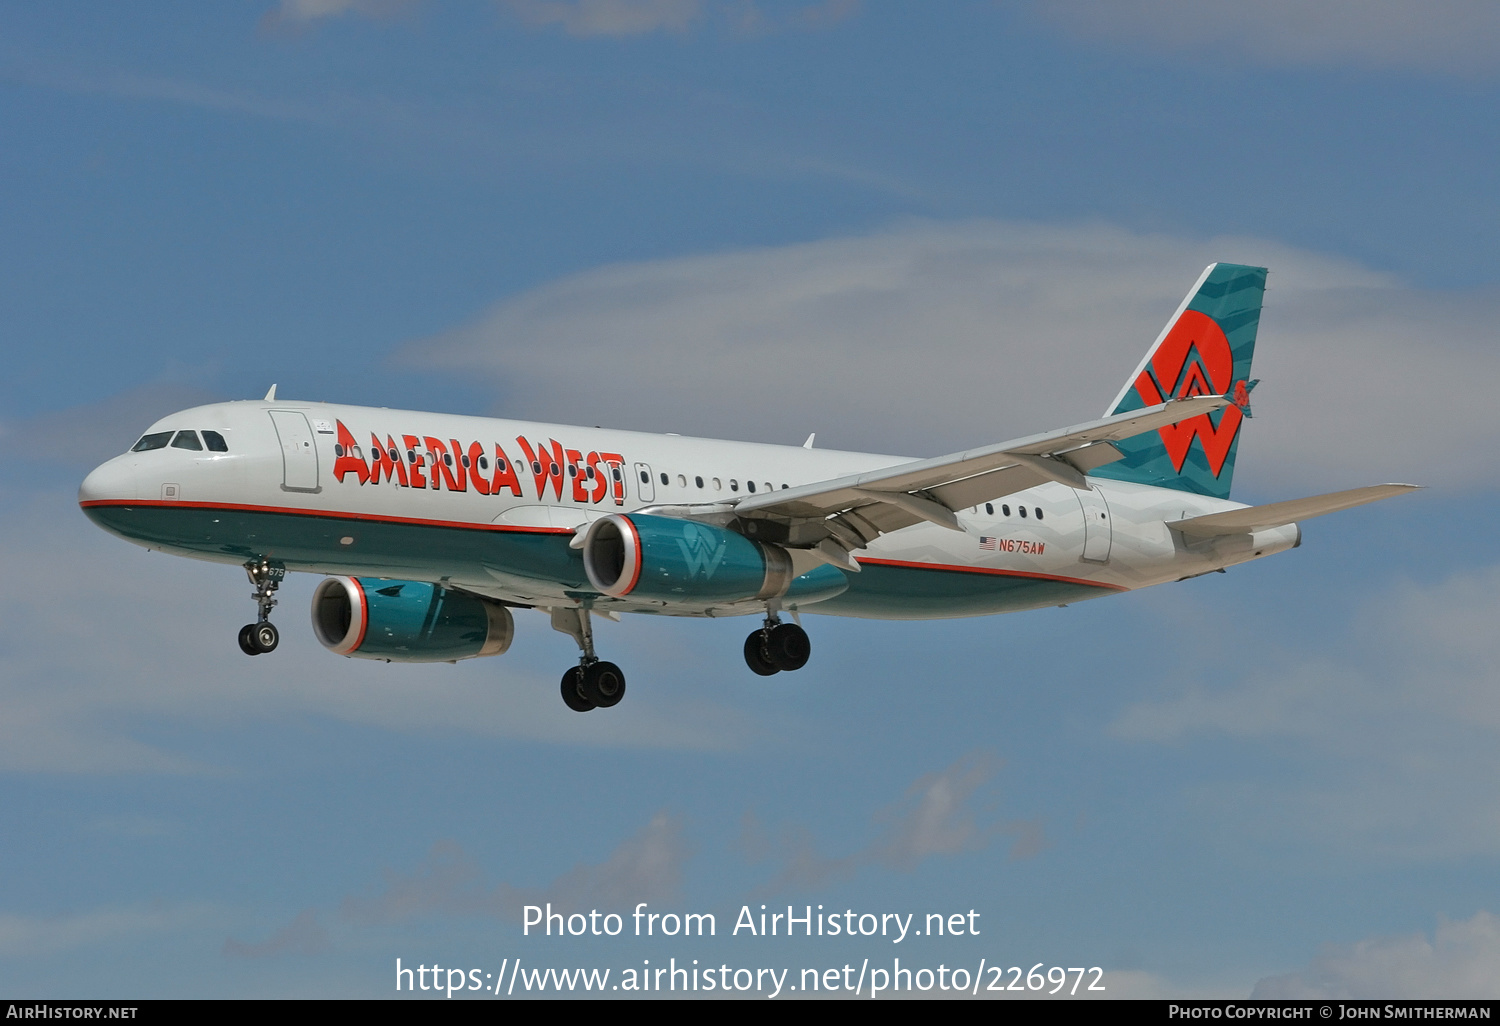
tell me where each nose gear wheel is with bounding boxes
[238,559,284,656]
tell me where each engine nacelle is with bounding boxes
[581,513,847,605]
[310,577,514,662]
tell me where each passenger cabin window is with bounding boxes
[640,470,650,484]
[747,481,757,493]
[131,431,173,452]
[660,472,668,485]
[170,431,202,451]
[985,503,993,515]
[1002,504,1010,516]
[1019,506,1027,518]
[202,430,228,452]
[695,476,704,488]
[1035,508,1044,520]
[730,479,739,492]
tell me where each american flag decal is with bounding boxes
[979,536,997,551]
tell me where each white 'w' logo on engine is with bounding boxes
[678,523,727,579]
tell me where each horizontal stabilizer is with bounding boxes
[1168,484,1420,538]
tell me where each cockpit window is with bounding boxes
[170,431,203,451]
[131,431,173,452]
[202,430,228,452]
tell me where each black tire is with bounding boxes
[560,667,595,712]
[766,622,810,672]
[252,622,279,654]
[581,661,626,708]
[743,631,780,676]
[238,624,260,656]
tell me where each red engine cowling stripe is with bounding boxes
[617,516,642,597]
[348,577,370,654]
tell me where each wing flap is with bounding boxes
[1169,484,1420,538]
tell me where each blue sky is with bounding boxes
[3,0,1500,998]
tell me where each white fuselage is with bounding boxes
[79,400,1300,621]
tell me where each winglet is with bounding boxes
[1228,378,1259,418]
[264,384,278,401]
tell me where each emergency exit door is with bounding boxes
[1075,485,1112,562]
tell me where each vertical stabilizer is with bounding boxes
[1091,263,1266,499]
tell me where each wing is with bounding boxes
[1168,483,1420,538]
[639,394,1230,571]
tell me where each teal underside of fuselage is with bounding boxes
[82,504,1113,620]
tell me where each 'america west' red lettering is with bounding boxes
[331,421,624,505]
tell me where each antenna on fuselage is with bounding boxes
[263,384,277,401]
[803,433,816,449]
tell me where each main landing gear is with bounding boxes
[237,559,285,656]
[551,607,626,713]
[744,612,811,676]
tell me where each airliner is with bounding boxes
[78,263,1415,711]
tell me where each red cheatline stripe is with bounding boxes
[81,500,1124,591]
[348,577,370,654]
[78,499,574,535]
[856,557,1126,591]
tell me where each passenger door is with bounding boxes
[268,411,320,492]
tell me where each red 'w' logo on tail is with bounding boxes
[1132,309,1245,477]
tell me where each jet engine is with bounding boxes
[581,513,847,605]
[310,577,514,662]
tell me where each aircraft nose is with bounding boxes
[79,457,140,505]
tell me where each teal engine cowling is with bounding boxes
[581,513,848,605]
[310,577,514,662]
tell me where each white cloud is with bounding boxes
[740,751,1044,894]
[3,383,222,472]
[501,0,702,36]
[244,757,1015,949]
[264,0,417,28]
[871,750,1015,870]
[337,810,688,924]
[1112,563,1500,859]
[0,903,216,958]
[1254,912,1500,998]
[1031,0,1500,76]
[223,909,329,958]
[405,218,1493,495]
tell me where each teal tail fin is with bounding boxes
[1090,263,1267,500]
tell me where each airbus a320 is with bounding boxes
[79,264,1416,711]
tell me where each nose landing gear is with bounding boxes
[237,559,284,656]
[744,613,811,675]
[551,607,626,712]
